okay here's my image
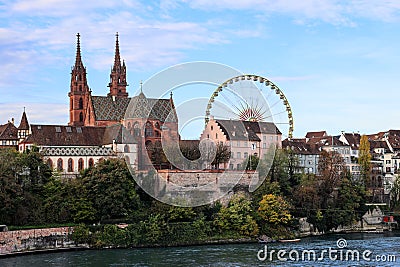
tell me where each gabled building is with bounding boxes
[0,120,18,149]
[282,138,321,174]
[200,117,281,170]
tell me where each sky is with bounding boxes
[0,0,400,139]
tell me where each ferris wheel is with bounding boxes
[205,74,294,139]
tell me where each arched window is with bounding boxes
[145,140,152,150]
[57,158,63,171]
[68,158,73,172]
[134,122,140,136]
[78,158,84,171]
[79,98,83,109]
[47,159,53,169]
[79,112,83,122]
[89,158,94,167]
[124,144,130,153]
[145,121,153,137]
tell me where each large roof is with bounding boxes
[215,120,281,141]
[92,93,177,122]
[23,125,107,146]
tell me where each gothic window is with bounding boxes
[57,158,63,171]
[79,75,82,81]
[68,158,73,172]
[78,158,84,171]
[145,121,153,137]
[47,159,53,169]
[79,112,83,122]
[79,98,83,109]
[134,122,140,136]
[89,158,94,167]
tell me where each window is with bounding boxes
[237,141,240,147]
[386,167,391,172]
[252,143,256,150]
[66,127,72,133]
[263,143,267,149]
[77,127,82,133]
[79,112,83,122]
[133,122,140,136]
[47,159,53,169]
[55,126,61,133]
[124,144,130,153]
[78,158,84,171]
[244,141,248,147]
[244,152,248,158]
[155,122,160,129]
[57,158,63,171]
[79,98,83,109]
[263,136,266,141]
[207,134,209,138]
[211,126,213,131]
[237,152,241,159]
[231,152,234,158]
[237,164,241,170]
[145,121,153,137]
[68,158,73,172]
[386,160,391,164]
[216,133,218,139]
[89,158,94,167]
[229,164,234,170]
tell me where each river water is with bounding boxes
[1,232,400,266]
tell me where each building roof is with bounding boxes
[18,111,29,130]
[91,96,131,121]
[341,132,361,149]
[282,138,321,155]
[23,125,108,146]
[0,122,18,141]
[92,93,177,123]
[307,135,347,147]
[215,120,281,141]
[306,131,327,139]
[369,140,390,152]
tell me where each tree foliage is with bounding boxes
[358,135,372,186]
[257,194,292,225]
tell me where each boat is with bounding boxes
[278,238,301,243]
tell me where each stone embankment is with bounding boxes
[0,227,83,256]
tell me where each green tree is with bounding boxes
[245,155,259,170]
[214,195,259,236]
[80,158,140,222]
[358,135,372,187]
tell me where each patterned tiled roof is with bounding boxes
[93,93,177,122]
[91,96,131,121]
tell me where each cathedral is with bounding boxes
[16,33,179,175]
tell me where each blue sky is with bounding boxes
[0,0,400,139]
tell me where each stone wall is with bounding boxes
[0,227,77,255]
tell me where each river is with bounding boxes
[1,232,400,266]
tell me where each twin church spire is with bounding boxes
[68,33,128,126]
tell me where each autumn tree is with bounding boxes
[257,194,292,225]
[358,135,372,187]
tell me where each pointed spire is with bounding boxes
[18,108,29,130]
[140,80,143,93]
[75,33,82,67]
[113,32,121,70]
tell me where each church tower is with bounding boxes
[108,32,128,98]
[68,33,91,126]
